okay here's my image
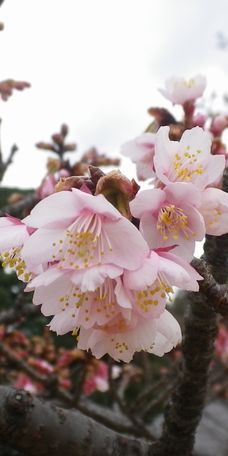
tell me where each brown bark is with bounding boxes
[0,386,149,456]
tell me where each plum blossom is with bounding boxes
[159,75,206,105]
[130,182,205,259]
[21,188,149,272]
[154,126,225,190]
[121,133,156,180]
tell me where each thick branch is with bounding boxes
[191,257,228,316]
[153,168,228,456]
[152,295,217,456]
[0,386,149,456]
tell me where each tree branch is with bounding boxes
[191,257,228,316]
[0,386,149,456]
[152,167,228,456]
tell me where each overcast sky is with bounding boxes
[1,0,228,188]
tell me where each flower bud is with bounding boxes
[95,169,139,218]
[61,124,69,138]
[210,115,227,136]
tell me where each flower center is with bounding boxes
[157,204,193,241]
[184,78,195,88]
[52,212,113,270]
[59,278,118,327]
[201,206,222,228]
[135,277,173,314]
[1,247,32,282]
[171,147,203,182]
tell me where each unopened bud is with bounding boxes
[61,124,69,138]
[211,115,227,137]
[63,142,77,152]
[147,107,177,128]
[89,165,105,187]
[192,113,206,128]
[95,170,139,218]
[51,133,64,146]
[36,142,56,152]
[46,158,61,173]
[55,175,94,193]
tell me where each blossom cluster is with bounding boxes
[0,75,228,362]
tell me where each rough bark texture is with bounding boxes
[150,168,228,456]
[0,386,149,456]
[151,296,217,456]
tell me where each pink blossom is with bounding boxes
[37,174,56,199]
[154,126,225,190]
[210,115,227,137]
[0,216,35,281]
[130,183,205,259]
[192,113,206,128]
[124,249,202,297]
[121,133,156,180]
[15,373,41,394]
[27,248,192,336]
[199,187,228,235]
[25,245,201,361]
[83,361,109,395]
[21,189,149,271]
[29,358,54,374]
[27,268,126,334]
[159,75,206,105]
[0,215,30,251]
[59,378,72,390]
[37,169,70,199]
[78,309,181,362]
[215,324,228,365]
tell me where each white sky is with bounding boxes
[1,0,228,188]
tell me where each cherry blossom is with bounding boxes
[154,126,225,190]
[25,244,202,362]
[36,169,70,200]
[121,133,156,180]
[21,189,149,271]
[27,247,199,334]
[130,182,205,259]
[83,361,109,395]
[215,324,228,366]
[199,187,228,235]
[27,267,126,334]
[0,216,35,281]
[78,310,181,362]
[124,249,202,297]
[159,75,206,105]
